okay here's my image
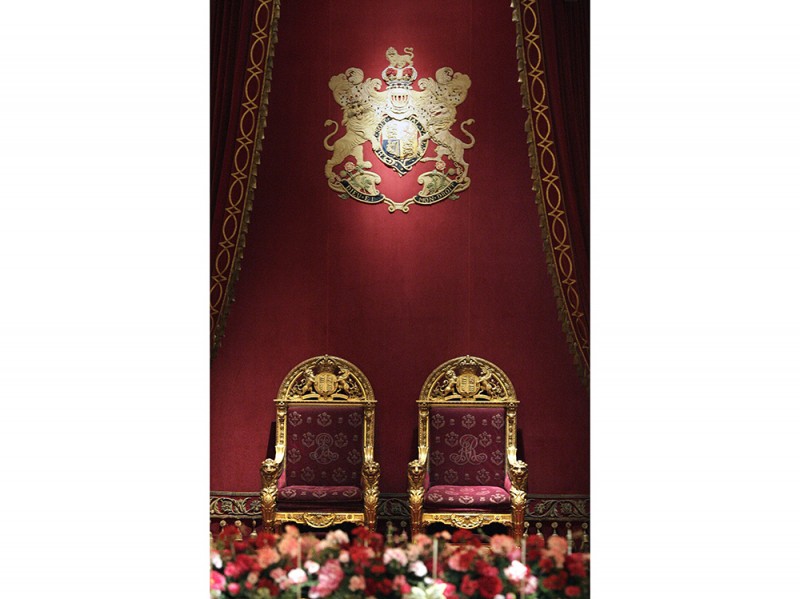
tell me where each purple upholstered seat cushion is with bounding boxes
[428,406,506,487]
[277,485,363,504]
[424,485,510,508]
[284,405,364,487]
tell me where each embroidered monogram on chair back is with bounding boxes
[428,406,506,487]
[285,404,364,486]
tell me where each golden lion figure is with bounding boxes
[324,68,386,181]
[386,46,414,68]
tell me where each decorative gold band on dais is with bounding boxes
[275,512,365,529]
[421,512,513,529]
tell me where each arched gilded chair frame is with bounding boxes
[408,356,528,541]
[260,355,380,531]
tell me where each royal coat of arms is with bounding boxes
[323,47,474,213]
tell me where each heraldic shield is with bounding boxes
[323,47,475,213]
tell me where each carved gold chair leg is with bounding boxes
[511,502,525,542]
[261,497,275,532]
[260,458,280,535]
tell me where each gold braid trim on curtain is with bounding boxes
[210,0,281,358]
[511,0,589,384]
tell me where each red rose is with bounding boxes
[376,578,394,595]
[452,549,477,571]
[368,531,385,549]
[349,544,372,567]
[256,577,271,589]
[527,535,545,551]
[452,529,481,547]
[233,540,249,552]
[442,582,458,599]
[474,560,498,578]
[453,529,473,543]
[370,564,386,576]
[538,556,554,573]
[224,561,245,579]
[477,575,503,599]
[566,585,582,597]
[460,576,480,596]
[235,554,255,572]
[566,554,587,578]
[542,571,568,591]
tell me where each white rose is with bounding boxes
[287,568,308,584]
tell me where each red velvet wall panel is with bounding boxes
[211,0,589,495]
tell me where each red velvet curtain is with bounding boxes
[210,0,590,496]
[210,0,257,239]
[538,0,590,321]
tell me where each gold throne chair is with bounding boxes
[260,355,380,531]
[408,356,528,541]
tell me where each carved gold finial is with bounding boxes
[234,520,243,541]
[535,522,543,537]
[250,519,258,538]
[550,522,559,537]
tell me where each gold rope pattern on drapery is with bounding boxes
[210,0,281,357]
[511,0,589,384]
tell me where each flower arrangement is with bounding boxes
[210,525,589,599]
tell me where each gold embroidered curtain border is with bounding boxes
[210,0,281,357]
[210,491,589,523]
[511,0,590,384]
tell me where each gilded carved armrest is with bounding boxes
[508,458,528,494]
[259,457,284,527]
[407,458,427,536]
[508,458,528,541]
[361,459,381,531]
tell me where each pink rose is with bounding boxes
[305,560,320,574]
[270,568,287,582]
[489,535,516,556]
[524,576,539,594]
[210,570,226,591]
[309,559,344,598]
[224,561,245,579]
[393,574,410,594]
[503,560,528,583]
[544,536,568,568]
[227,582,240,596]
[349,575,366,591]
[278,535,300,559]
[256,545,279,568]
[383,547,408,567]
